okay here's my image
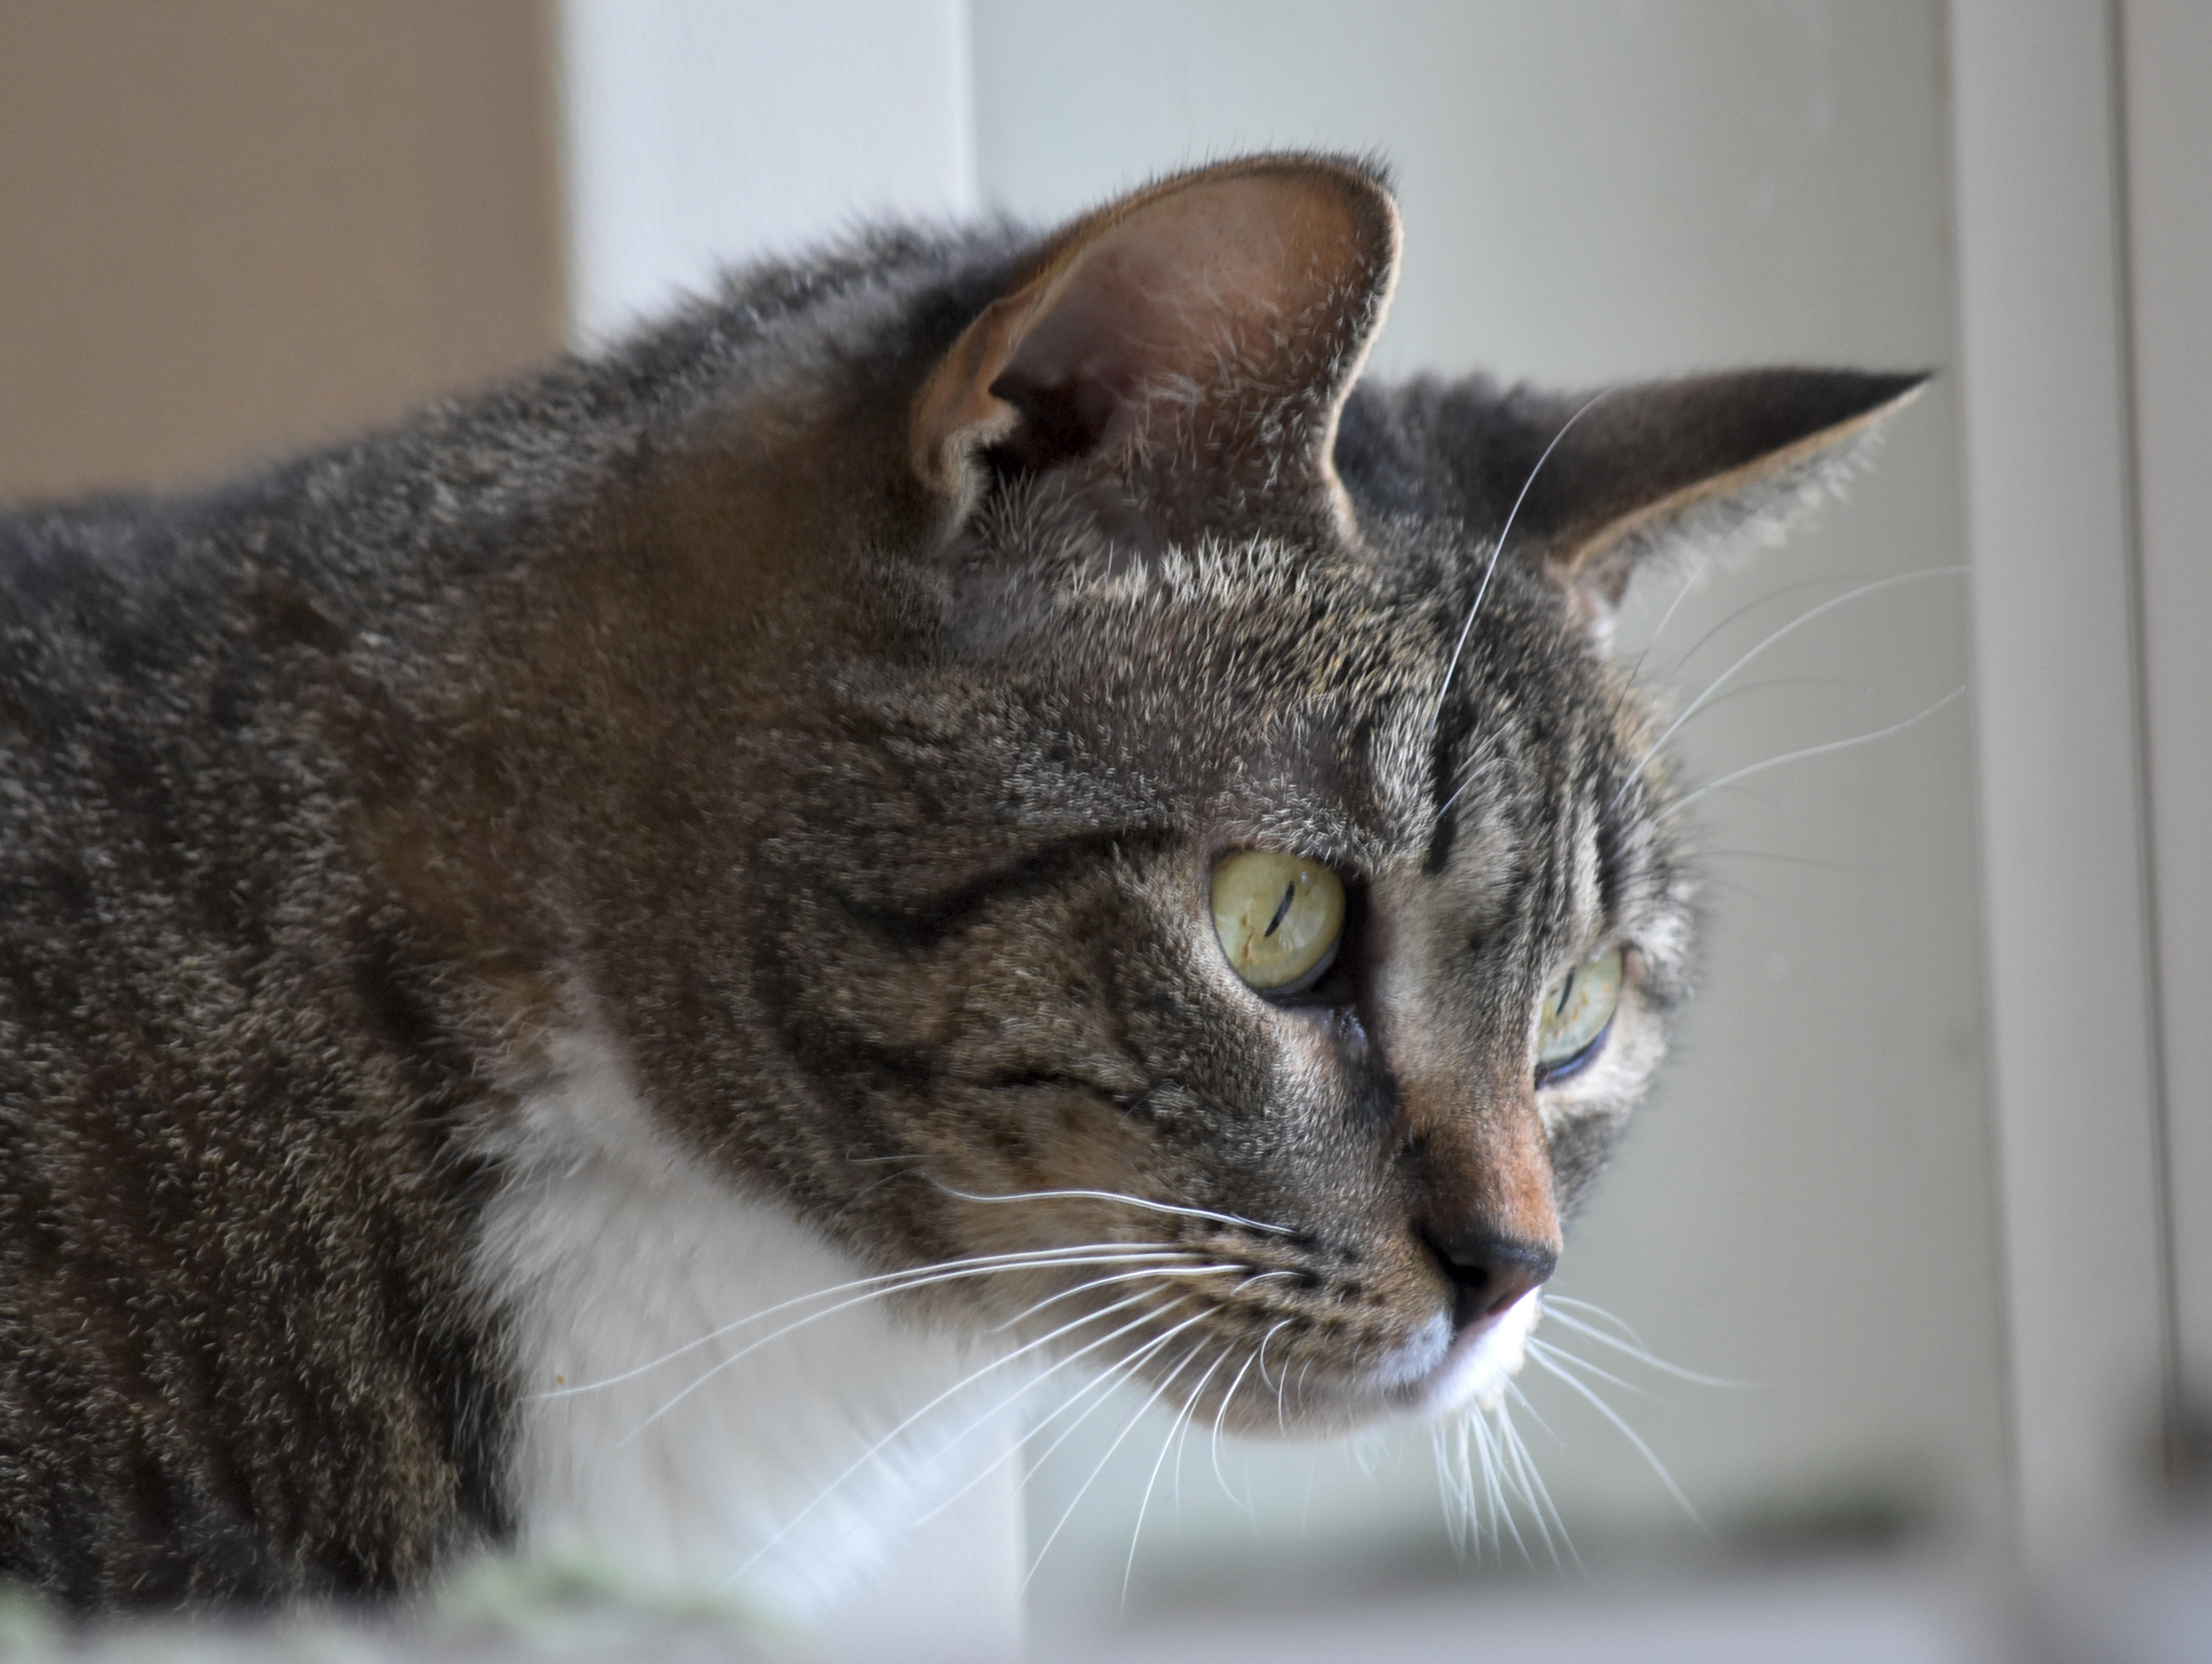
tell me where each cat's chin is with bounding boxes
[1385,1290,1543,1421]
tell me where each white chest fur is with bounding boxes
[472,1029,1023,1652]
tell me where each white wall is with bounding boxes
[560,0,975,342]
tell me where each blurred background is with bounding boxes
[1,2,2206,1657]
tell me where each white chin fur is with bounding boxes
[1401,1291,1543,1417]
[471,1025,1023,1653]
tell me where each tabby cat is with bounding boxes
[0,154,1916,1624]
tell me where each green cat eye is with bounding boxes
[1211,849,1346,994]
[1535,943,1624,1079]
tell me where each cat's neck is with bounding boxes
[472,1022,1024,1651]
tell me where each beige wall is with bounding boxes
[0,1,565,504]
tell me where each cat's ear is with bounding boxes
[1388,370,1929,635]
[911,154,1399,525]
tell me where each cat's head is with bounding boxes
[646,156,1921,1435]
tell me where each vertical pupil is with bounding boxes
[1555,969,1577,1018]
[1263,881,1297,939]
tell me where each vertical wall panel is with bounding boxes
[1950,0,2171,1556]
[2122,0,2212,1446]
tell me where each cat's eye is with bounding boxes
[1211,849,1346,994]
[1535,943,1624,1082]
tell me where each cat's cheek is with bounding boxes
[1269,1001,1368,1078]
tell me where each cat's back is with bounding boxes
[0,493,224,764]
[0,474,517,1608]
[0,489,327,1024]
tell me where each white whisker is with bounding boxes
[1543,1293,1649,1343]
[1529,1347,1707,1531]
[1461,1418,1493,1561]
[928,1180,1297,1238]
[1662,685,1965,819]
[1430,386,1620,737]
[1210,1342,1263,1516]
[768,1296,1223,1590]
[1450,1421,1478,1555]
[535,1239,1188,1399]
[1628,550,1712,678]
[1607,564,1965,815]
[1668,672,1880,730]
[1539,1308,1749,1387]
[1170,1344,1227,1516]
[1441,1416,1478,1557]
[1527,1336,1650,1400]
[1501,1376,1565,1450]
[1493,1411,1545,1567]
[1548,1292,1654,1345]
[624,1251,1214,1436]
[1023,1322,1218,1591]
[1435,1422,1469,1554]
[724,1288,1186,1587]
[1435,753,1505,820]
[1255,1319,1290,1398]
[1008,1303,1226,1510]
[1270,1328,1293,1434]
[1497,1398,1578,1572]
[1125,1345,1227,1603]
[987,1262,1244,1336]
[911,1297,1208,1529]
[1650,569,1850,689]
[1473,1413,1509,1561]
[1481,1410,1534,1565]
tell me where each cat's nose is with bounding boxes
[1427,1226,1556,1332]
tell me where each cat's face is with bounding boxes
[659,157,1916,1440]
[761,526,1687,1436]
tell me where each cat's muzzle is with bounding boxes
[1394,1289,1544,1417]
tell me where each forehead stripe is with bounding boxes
[1422,697,1474,875]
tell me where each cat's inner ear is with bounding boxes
[912,156,1399,522]
[1458,370,1930,635]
